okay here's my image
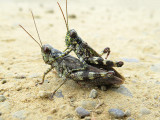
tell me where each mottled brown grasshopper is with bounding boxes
[19,10,124,95]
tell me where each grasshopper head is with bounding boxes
[41,44,52,64]
[65,29,80,47]
[41,44,61,65]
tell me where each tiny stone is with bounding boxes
[100,86,107,91]
[16,86,22,91]
[108,108,125,119]
[127,117,135,120]
[81,100,96,109]
[12,110,27,120]
[47,116,53,120]
[46,10,54,14]
[28,73,40,78]
[154,95,158,99]
[89,89,98,98]
[15,75,26,79]
[55,90,64,98]
[95,109,103,114]
[124,110,131,117]
[140,108,151,115]
[85,117,91,120]
[121,58,139,63]
[0,95,6,102]
[1,80,7,84]
[69,14,76,19]
[39,91,51,98]
[65,118,73,120]
[0,112,2,116]
[70,97,75,102]
[75,107,90,118]
[50,108,57,114]
[150,64,160,72]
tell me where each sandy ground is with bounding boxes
[0,0,160,120]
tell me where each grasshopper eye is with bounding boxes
[70,29,77,38]
[44,47,50,53]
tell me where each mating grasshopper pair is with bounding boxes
[20,0,124,95]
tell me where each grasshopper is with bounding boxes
[56,0,124,74]
[19,11,124,95]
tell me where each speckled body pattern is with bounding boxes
[41,44,124,86]
[57,29,124,74]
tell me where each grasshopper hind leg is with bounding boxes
[87,57,123,68]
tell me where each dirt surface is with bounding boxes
[0,0,160,120]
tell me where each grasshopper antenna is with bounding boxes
[57,2,69,31]
[66,0,69,31]
[30,10,43,46]
[19,25,42,48]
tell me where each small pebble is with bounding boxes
[16,86,22,91]
[121,58,139,63]
[1,80,7,84]
[89,89,98,98]
[158,97,160,101]
[65,118,73,120]
[28,73,40,78]
[150,63,160,72]
[95,109,103,114]
[85,117,91,120]
[0,95,6,102]
[47,116,53,120]
[55,90,64,98]
[46,10,54,14]
[0,112,2,116]
[12,110,27,119]
[75,107,90,118]
[15,75,26,79]
[108,108,125,119]
[50,108,57,114]
[127,117,135,120]
[124,110,131,117]
[154,95,158,99]
[140,108,151,115]
[100,86,107,91]
[81,100,96,109]
[39,91,51,98]
[69,14,76,19]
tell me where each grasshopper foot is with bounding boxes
[50,91,56,99]
[116,61,124,67]
[103,47,110,59]
[35,81,44,86]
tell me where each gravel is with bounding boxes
[81,100,97,110]
[38,91,51,98]
[0,95,6,102]
[89,89,98,98]
[75,107,90,118]
[140,108,151,115]
[108,108,125,119]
